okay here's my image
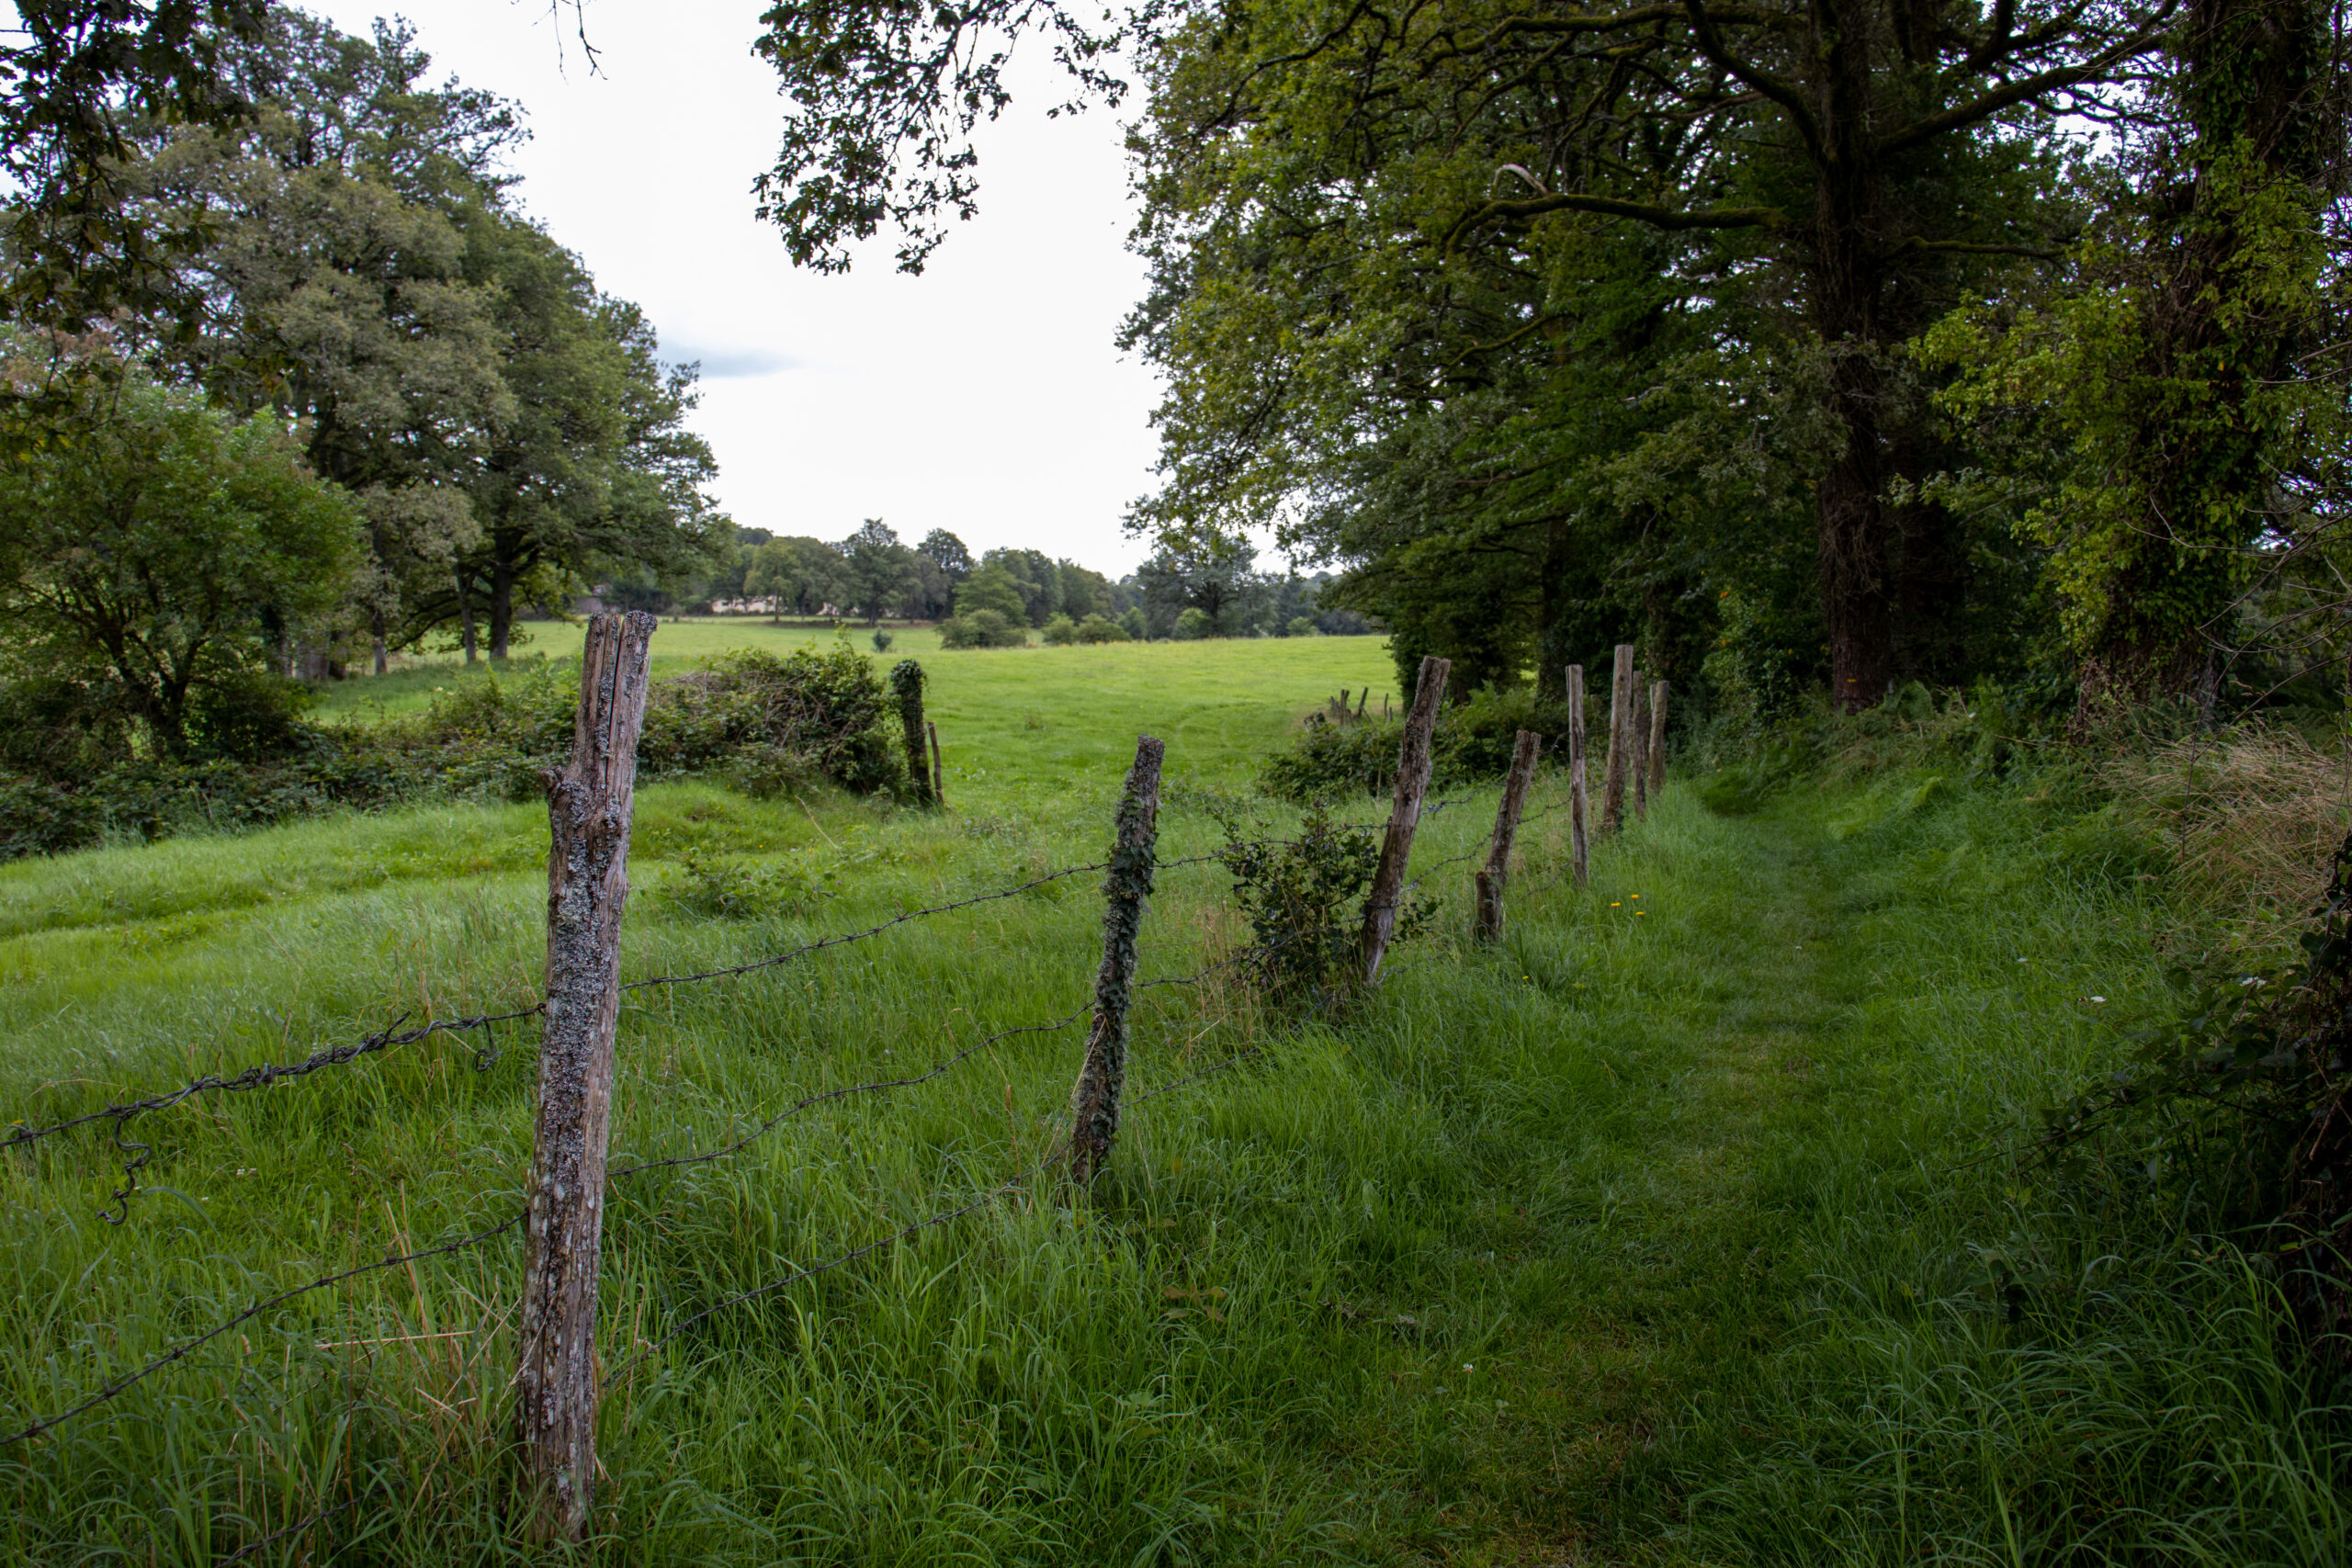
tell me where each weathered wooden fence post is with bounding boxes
[1602,645,1634,833]
[1647,680,1670,799]
[927,719,946,807]
[517,610,655,1542]
[1067,735,1164,1184]
[1568,665,1590,886]
[1360,655,1451,984]
[1473,728,1541,944]
[889,660,935,807]
[1631,670,1650,821]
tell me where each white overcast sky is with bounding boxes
[301,0,1164,573]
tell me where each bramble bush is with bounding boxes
[1205,795,1429,1005]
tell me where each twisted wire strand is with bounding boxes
[618,861,1112,991]
[1129,1044,1270,1107]
[220,1481,396,1564]
[607,1004,1091,1180]
[0,1209,525,1449]
[1,1007,542,1159]
[600,1145,1065,1393]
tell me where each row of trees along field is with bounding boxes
[753,0,2352,726]
[0,6,729,773]
[668,522,1376,641]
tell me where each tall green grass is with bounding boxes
[1,650,2346,1562]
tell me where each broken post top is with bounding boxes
[569,612,658,799]
[1106,735,1166,888]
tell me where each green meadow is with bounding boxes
[2,632,2346,1564]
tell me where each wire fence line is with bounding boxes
[0,614,1647,1561]
[205,1016,1294,1562]
[612,926,1317,1183]
[2,862,1390,1230]
[0,934,1297,1451]
[603,1010,1306,1400]
[0,750,1566,1548]
[0,817,1498,1175]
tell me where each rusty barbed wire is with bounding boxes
[601,1144,1066,1393]
[2,1006,542,1161]
[0,1208,524,1449]
[617,861,1113,992]
[608,1004,1091,1180]
[1130,1044,1271,1107]
[220,1481,396,1564]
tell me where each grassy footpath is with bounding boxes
[2,644,2348,1561]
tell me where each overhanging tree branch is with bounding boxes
[1875,3,2179,154]
[1446,187,1783,252]
[1679,0,1823,163]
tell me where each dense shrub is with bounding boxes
[938,610,1028,649]
[1260,686,1571,802]
[1041,613,1080,645]
[1174,608,1214,639]
[0,645,906,862]
[1075,613,1127,643]
[1208,799,1427,1004]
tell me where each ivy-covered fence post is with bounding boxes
[1067,735,1164,1184]
[889,659,936,807]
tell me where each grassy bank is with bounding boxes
[2,644,2346,1562]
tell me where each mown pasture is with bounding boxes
[3,631,2346,1564]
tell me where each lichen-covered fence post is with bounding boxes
[1360,655,1451,985]
[1067,735,1164,1184]
[1631,669,1650,821]
[926,720,945,807]
[1473,728,1541,944]
[1647,680,1670,799]
[890,660,936,807]
[1602,645,1634,833]
[1568,665,1590,886]
[517,610,655,1543]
